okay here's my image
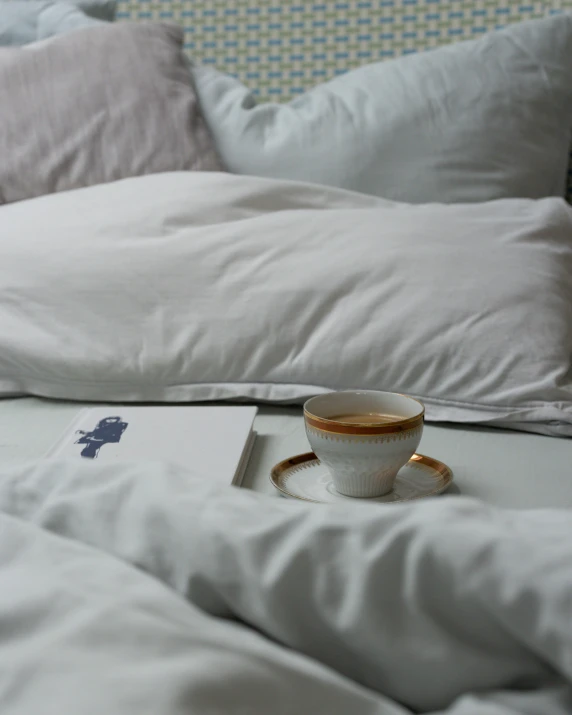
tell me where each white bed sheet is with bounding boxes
[0,397,570,508]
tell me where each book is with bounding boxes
[44,406,258,487]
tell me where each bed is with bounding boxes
[1,2,572,714]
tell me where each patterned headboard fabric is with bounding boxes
[116,0,572,197]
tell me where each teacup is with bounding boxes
[304,390,424,498]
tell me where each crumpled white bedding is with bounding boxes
[0,460,571,714]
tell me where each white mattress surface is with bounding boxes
[0,397,570,508]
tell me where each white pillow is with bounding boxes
[36,1,105,39]
[192,15,572,203]
[1,171,572,436]
[0,0,114,45]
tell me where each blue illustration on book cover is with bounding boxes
[75,416,128,459]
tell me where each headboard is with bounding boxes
[116,0,572,196]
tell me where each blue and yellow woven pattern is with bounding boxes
[116,0,572,197]
[116,1,571,99]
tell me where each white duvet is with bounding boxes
[1,171,572,435]
[0,460,571,714]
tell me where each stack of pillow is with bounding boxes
[1,2,571,205]
[1,3,572,437]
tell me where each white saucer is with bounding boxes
[270,452,453,504]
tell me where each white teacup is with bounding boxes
[304,391,424,498]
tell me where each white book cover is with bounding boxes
[45,406,258,487]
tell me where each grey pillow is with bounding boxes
[192,14,572,203]
[0,0,114,45]
[0,23,224,204]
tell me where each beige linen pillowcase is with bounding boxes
[0,22,223,203]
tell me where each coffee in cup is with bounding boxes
[304,391,424,498]
[327,413,402,425]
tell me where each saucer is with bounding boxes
[270,452,453,504]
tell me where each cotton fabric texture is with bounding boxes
[192,15,572,203]
[0,0,114,45]
[35,1,106,38]
[1,171,571,435]
[0,22,223,204]
[0,459,571,714]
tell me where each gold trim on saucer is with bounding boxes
[408,453,452,481]
[270,452,453,504]
[270,452,323,503]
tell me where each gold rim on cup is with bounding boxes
[304,394,425,436]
